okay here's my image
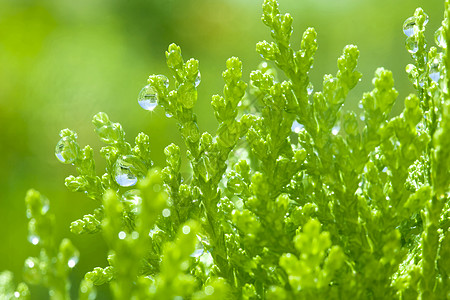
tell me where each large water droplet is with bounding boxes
[114,155,147,187]
[291,120,304,133]
[55,137,78,164]
[429,60,440,83]
[403,17,417,37]
[435,27,446,48]
[195,72,201,87]
[138,85,158,111]
[405,36,419,54]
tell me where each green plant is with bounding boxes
[1,0,450,299]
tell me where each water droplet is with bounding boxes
[434,27,446,48]
[23,257,40,285]
[28,234,40,245]
[67,255,79,268]
[55,137,78,164]
[406,36,419,54]
[205,286,214,296]
[182,225,191,234]
[358,103,363,109]
[114,155,146,187]
[405,64,418,84]
[307,82,313,95]
[429,60,440,82]
[165,113,173,118]
[118,231,126,240]
[418,73,426,87]
[162,208,171,217]
[138,84,158,111]
[14,291,20,298]
[195,72,201,87]
[332,125,340,135]
[131,231,139,239]
[291,120,304,133]
[422,13,429,27]
[157,75,169,88]
[191,235,209,257]
[403,17,417,37]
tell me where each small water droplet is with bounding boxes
[205,286,214,296]
[195,72,201,87]
[191,235,209,257]
[28,235,40,245]
[403,17,417,37]
[307,82,313,95]
[55,137,78,164]
[162,208,171,217]
[114,155,147,187]
[138,84,158,111]
[67,255,79,268]
[405,36,419,54]
[118,231,126,240]
[165,113,173,118]
[434,26,446,48]
[131,231,139,239]
[358,103,363,109]
[422,13,429,26]
[332,125,340,135]
[157,75,169,88]
[182,225,191,234]
[14,291,20,298]
[429,60,440,83]
[418,73,426,87]
[360,114,365,122]
[24,257,40,285]
[291,120,304,133]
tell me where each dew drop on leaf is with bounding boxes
[405,36,419,54]
[429,60,440,83]
[182,225,191,234]
[307,82,313,95]
[403,17,417,37]
[114,155,146,187]
[67,254,79,268]
[434,26,446,48]
[332,125,340,135]
[138,84,158,111]
[195,71,201,87]
[157,74,169,88]
[55,137,78,164]
[291,120,304,133]
[28,234,40,245]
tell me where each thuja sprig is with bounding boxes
[2,0,450,299]
[0,271,30,300]
[23,189,80,300]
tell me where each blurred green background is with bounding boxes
[0,0,443,298]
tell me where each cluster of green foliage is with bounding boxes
[1,0,450,299]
